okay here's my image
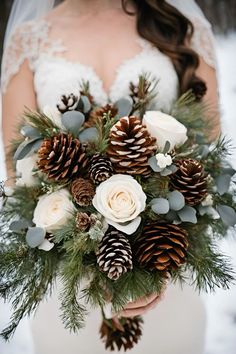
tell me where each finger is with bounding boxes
[124,293,159,309]
[119,294,162,318]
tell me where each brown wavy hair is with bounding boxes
[122,0,207,100]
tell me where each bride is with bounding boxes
[1,0,220,353]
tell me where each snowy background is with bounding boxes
[0,34,235,354]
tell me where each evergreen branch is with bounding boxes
[23,109,60,137]
[94,113,117,153]
[0,248,59,340]
[184,223,235,292]
[59,253,87,332]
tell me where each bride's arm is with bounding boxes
[2,60,37,185]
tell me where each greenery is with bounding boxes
[0,78,235,340]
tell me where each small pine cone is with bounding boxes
[75,212,91,231]
[100,317,143,351]
[130,77,152,103]
[89,154,113,184]
[85,104,118,128]
[37,133,88,182]
[107,116,157,176]
[97,227,133,280]
[170,159,208,206]
[134,223,189,271]
[57,93,79,113]
[71,178,95,206]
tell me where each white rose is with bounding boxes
[155,153,172,169]
[143,111,188,151]
[43,105,63,129]
[33,189,75,232]
[16,154,38,187]
[92,174,146,235]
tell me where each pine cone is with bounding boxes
[135,223,189,271]
[170,159,208,206]
[89,154,113,184]
[107,116,157,176]
[97,227,133,280]
[100,317,143,351]
[57,93,79,113]
[130,76,152,104]
[85,104,118,128]
[75,212,91,231]
[71,178,95,206]
[37,133,88,181]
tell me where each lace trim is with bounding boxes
[190,17,217,69]
[1,19,65,94]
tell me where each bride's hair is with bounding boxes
[122,0,207,100]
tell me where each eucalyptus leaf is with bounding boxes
[165,210,179,222]
[222,167,236,177]
[163,141,171,154]
[168,164,178,173]
[26,227,46,248]
[9,219,29,231]
[80,95,91,113]
[20,126,41,139]
[13,138,43,161]
[79,127,98,143]
[198,145,210,158]
[215,174,231,195]
[168,191,185,211]
[148,156,162,172]
[216,205,236,226]
[151,198,170,214]
[62,111,85,134]
[178,206,197,224]
[160,167,173,176]
[115,96,133,118]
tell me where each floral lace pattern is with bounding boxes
[1,19,65,94]
[1,13,217,108]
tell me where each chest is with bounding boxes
[28,20,179,113]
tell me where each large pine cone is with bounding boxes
[135,223,189,271]
[89,154,113,185]
[97,227,133,280]
[100,317,143,351]
[107,116,157,176]
[37,133,88,181]
[170,159,208,206]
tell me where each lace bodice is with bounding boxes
[1,7,217,112]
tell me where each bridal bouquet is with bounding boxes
[1,75,235,351]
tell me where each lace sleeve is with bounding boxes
[190,16,217,69]
[1,19,65,94]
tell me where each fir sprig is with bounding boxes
[0,247,59,340]
[23,109,60,137]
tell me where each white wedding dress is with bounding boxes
[1,4,216,354]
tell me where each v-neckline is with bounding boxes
[41,18,154,99]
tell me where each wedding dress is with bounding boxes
[1,2,217,353]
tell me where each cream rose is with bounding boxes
[143,111,188,151]
[16,154,38,187]
[33,189,75,232]
[92,174,146,235]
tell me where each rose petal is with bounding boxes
[106,217,141,235]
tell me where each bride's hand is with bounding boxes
[117,285,167,318]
